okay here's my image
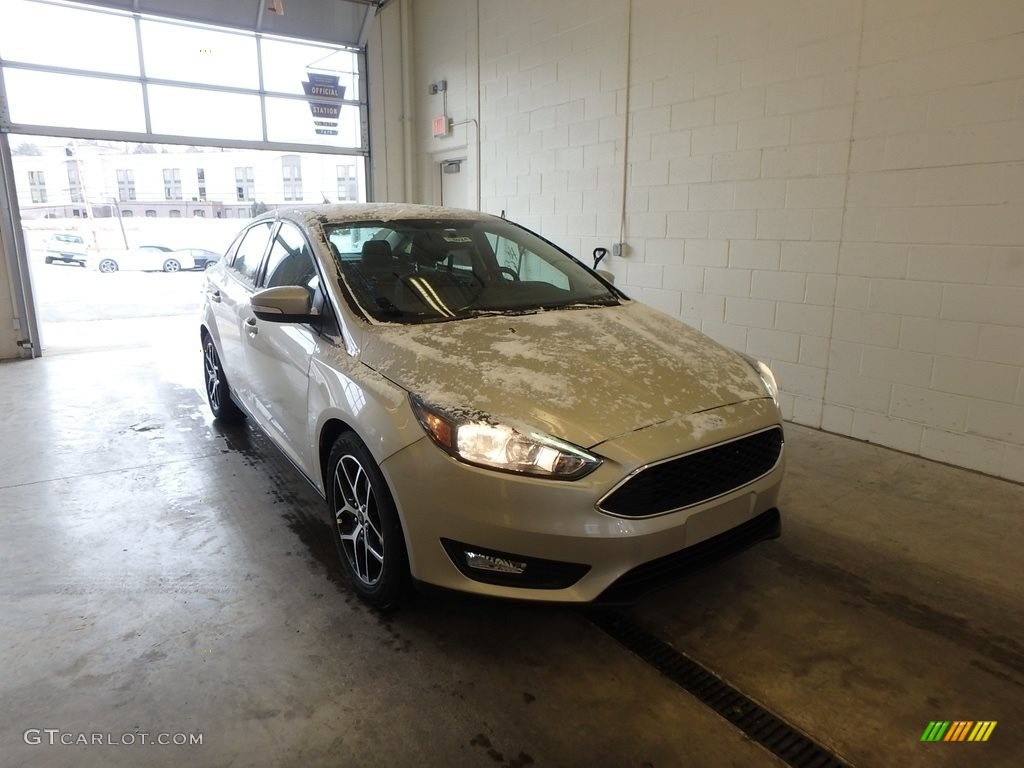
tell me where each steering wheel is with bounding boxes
[498,266,520,281]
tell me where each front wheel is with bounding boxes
[202,334,243,421]
[99,258,118,273]
[163,259,182,273]
[327,433,410,609]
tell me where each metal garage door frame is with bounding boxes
[0,0,374,358]
[0,125,39,358]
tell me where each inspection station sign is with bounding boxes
[302,73,345,136]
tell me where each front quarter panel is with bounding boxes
[200,266,227,355]
[307,351,422,494]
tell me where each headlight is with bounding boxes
[740,353,780,406]
[410,396,602,480]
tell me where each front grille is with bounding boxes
[599,427,783,518]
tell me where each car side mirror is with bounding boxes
[597,269,615,285]
[251,286,318,323]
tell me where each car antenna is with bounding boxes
[500,209,506,219]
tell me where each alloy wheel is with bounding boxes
[99,259,118,273]
[203,341,221,411]
[164,259,181,272]
[333,455,385,586]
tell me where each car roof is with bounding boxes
[254,203,500,229]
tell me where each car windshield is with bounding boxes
[323,218,620,323]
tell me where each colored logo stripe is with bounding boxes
[969,722,997,742]
[944,721,972,741]
[921,721,996,742]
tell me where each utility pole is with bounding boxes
[109,199,129,250]
[66,141,106,252]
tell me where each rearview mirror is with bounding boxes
[251,286,318,323]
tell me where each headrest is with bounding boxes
[361,239,393,271]
[406,233,441,269]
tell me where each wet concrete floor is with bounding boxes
[1,318,1022,767]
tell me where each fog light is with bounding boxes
[465,550,527,574]
[441,539,590,589]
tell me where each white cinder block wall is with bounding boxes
[372,0,1024,482]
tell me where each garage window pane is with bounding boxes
[265,97,361,148]
[0,0,139,75]
[260,39,359,101]
[3,70,145,132]
[148,85,262,141]
[140,20,258,89]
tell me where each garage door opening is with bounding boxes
[0,0,372,359]
[11,136,367,354]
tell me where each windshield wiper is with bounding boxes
[537,296,620,310]
[461,307,543,318]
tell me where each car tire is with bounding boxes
[163,259,182,273]
[44,256,53,264]
[99,259,119,273]
[326,432,410,609]
[202,334,244,421]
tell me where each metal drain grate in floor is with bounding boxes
[591,612,852,768]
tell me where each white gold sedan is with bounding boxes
[200,204,785,607]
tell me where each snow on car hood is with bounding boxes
[358,301,768,449]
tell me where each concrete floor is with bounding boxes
[1,317,1022,768]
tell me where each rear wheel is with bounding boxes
[163,259,182,273]
[202,334,243,421]
[99,259,118,273]
[327,432,410,609]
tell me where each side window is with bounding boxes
[230,222,273,285]
[260,222,318,296]
[489,234,570,290]
[222,231,245,265]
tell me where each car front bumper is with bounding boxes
[380,398,784,602]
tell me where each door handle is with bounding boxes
[208,289,222,303]
[245,316,258,336]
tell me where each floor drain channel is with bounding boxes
[591,612,851,768]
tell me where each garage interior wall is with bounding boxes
[367,0,1024,482]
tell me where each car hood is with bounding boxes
[358,301,768,448]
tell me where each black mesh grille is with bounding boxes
[600,427,783,517]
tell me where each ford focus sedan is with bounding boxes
[200,204,784,608]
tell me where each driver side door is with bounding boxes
[243,221,326,477]
[211,221,274,411]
